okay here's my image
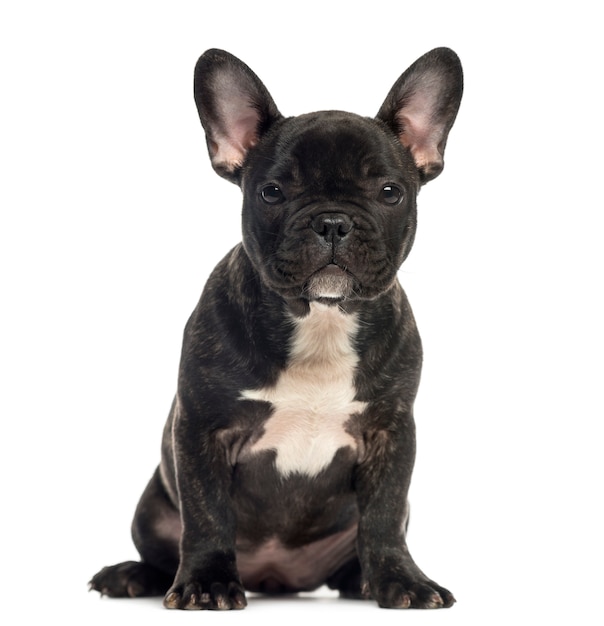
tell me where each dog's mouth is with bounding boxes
[304,264,355,301]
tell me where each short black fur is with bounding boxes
[90,48,463,610]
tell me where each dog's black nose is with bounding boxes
[311,213,353,244]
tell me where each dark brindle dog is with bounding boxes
[90,47,463,610]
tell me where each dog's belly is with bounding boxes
[240,303,367,478]
[236,524,357,592]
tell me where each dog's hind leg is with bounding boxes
[327,557,366,599]
[90,467,181,597]
[89,560,173,598]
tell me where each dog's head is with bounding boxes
[194,49,462,306]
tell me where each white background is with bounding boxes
[1,1,602,624]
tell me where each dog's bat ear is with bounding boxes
[377,48,463,183]
[194,50,282,183]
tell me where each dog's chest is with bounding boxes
[240,303,367,478]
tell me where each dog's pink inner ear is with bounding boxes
[210,76,262,172]
[396,112,444,177]
[396,73,447,180]
[211,113,259,171]
[394,74,448,180]
[378,49,463,184]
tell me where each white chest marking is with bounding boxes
[241,303,367,478]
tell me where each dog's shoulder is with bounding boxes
[180,244,292,391]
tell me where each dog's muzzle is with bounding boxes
[304,212,356,300]
[306,263,355,300]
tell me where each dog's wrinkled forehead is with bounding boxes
[251,111,417,195]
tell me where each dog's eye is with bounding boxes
[261,185,285,205]
[380,185,403,205]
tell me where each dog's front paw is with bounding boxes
[367,575,455,609]
[164,578,247,610]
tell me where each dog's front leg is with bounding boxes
[355,412,455,609]
[163,399,247,611]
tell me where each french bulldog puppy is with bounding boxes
[90,47,463,610]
